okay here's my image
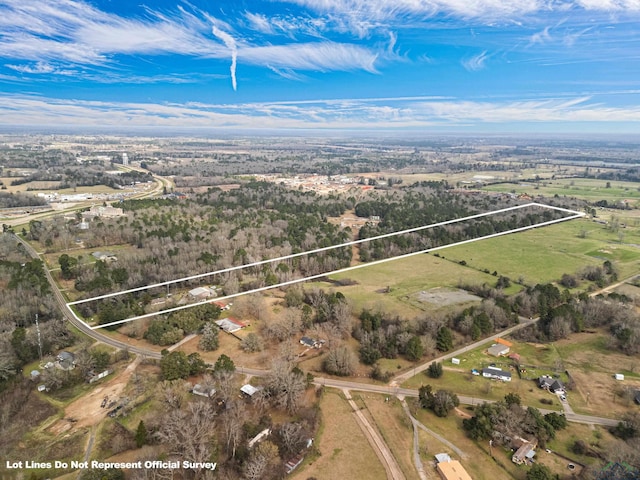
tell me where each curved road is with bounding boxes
[12,233,161,360]
[12,229,630,428]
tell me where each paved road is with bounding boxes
[392,315,538,384]
[12,233,162,360]
[2,165,168,229]
[11,228,633,430]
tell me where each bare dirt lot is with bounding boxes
[415,287,481,307]
[49,357,141,435]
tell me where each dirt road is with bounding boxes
[343,389,406,480]
[49,357,142,435]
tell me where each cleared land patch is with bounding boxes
[415,288,481,307]
[292,390,386,480]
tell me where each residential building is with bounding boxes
[482,366,512,382]
[538,375,565,394]
[488,344,510,357]
[240,384,263,398]
[512,440,537,465]
[215,317,247,333]
[188,286,215,300]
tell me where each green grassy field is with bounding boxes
[319,215,640,320]
[482,177,640,204]
[440,218,640,283]
[316,254,499,317]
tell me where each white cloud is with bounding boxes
[245,12,274,34]
[0,0,379,88]
[240,42,378,72]
[1,94,639,131]
[529,26,552,45]
[462,50,490,71]
[576,0,640,11]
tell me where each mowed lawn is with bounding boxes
[292,390,386,480]
[440,218,640,284]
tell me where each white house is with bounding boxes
[482,366,512,382]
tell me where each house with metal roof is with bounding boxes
[482,366,512,382]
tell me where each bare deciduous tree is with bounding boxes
[155,401,217,470]
[266,359,307,414]
[221,399,245,458]
[322,344,357,376]
[243,440,279,480]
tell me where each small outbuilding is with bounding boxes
[192,384,216,398]
[488,344,510,357]
[615,373,625,381]
[189,286,215,300]
[240,384,263,398]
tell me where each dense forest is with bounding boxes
[0,234,75,390]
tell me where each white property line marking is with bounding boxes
[69,202,580,306]
[89,205,584,329]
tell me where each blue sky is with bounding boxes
[1,0,639,133]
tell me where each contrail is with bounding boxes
[212,25,237,91]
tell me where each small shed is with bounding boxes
[488,344,510,357]
[451,358,460,365]
[192,384,216,398]
[189,286,215,300]
[240,384,262,398]
[615,373,625,381]
[435,453,452,464]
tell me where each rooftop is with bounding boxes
[436,460,473,480]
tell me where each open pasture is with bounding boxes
[482,177,640,204]
[325,254,498,317]
[441,218,640,284]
